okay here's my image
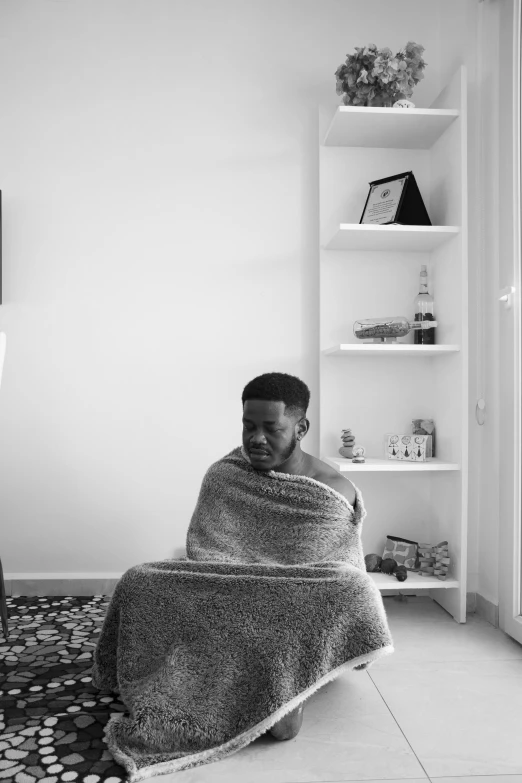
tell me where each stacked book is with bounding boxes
[417,540,450,580]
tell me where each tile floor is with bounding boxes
[163,595,522,783]
[2,594,522,783]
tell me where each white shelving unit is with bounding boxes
[323,344,460,357]
[319,67,468,622]
[323,106,460,148]
[324,457,461,472]
[369,571,459,591]
[324,224,460,252]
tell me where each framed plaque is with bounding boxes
[360,171,431,226]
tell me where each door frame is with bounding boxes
[498,0,522,644]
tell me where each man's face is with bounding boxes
[242,399,300,471]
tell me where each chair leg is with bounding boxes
[0,557,9,640]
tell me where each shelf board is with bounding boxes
[323,106,460,149]
[323,344,460,357]
[324,457,460,472]
[369,572,459,591]
[323,223,460,252]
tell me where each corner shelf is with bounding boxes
[324,457,460,472]
[319,68,468,623]
[323,344,460,357]
[324,223,460,252]
[369,572,459,591]
[323,106,459,149]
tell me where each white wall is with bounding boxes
[0,0,476,576]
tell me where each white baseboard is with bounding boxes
[464,591,499,628]
[474,592,499,628]
[4,575,124,598]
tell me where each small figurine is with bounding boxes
[381,558,397,574]
[393,99,415,108]
[412,418,436,457]
[364,553,382,572]
[352,445,366,463]
[339,428,355,459]
[364,553,409,583]
[417,540,450,580]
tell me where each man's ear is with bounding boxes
[297,417,310,439]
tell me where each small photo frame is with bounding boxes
[385,433,433,461]
[360,171,431,226]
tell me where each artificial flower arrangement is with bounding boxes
[335,42,427,107]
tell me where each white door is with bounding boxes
[498,0,522,645]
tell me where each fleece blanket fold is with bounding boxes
[91,446,394,781]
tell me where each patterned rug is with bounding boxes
[1,595,127,783]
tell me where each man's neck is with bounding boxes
[273,447,313,476]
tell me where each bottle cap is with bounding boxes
[421,264,427,273]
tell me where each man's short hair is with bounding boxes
[242,372,310,420]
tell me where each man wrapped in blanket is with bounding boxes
[186,371,359,742]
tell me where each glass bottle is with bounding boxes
[353,316,438,342]
[414,264,436,344]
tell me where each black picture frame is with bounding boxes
[359,171,432,226]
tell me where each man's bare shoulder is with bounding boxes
[307,455,356,507]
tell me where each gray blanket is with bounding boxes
[91,446,394,781]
